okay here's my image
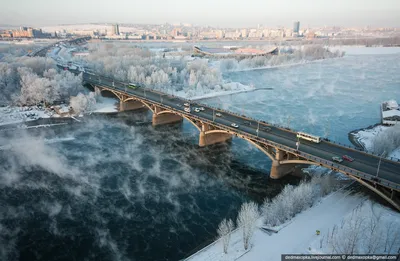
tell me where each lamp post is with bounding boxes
[213,109,215,122]
[376,150,386,177]
[256,121,260,137]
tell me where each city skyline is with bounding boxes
[0,0,399,28]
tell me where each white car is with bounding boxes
[199,107,205,111]
[216,112,222,117]
[194,108,200,112]
[184,103,190,107]
[184,107,191,113]
[231,123,239,128]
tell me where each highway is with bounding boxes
[82,72,400,191]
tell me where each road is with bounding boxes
[82,72,400,190]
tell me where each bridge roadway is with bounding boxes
[83,72,400,192]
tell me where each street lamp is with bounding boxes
[256,121,260,137]
[376,150,386,177]
[213,109,215,121]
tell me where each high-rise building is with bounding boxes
[111,24,120,35]
[293,21,300,33]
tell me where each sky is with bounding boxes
[0,0,399,28]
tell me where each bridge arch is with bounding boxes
[157,110,201,131]
[243,138,275,161]
[204,129,231,135]
[99,88,124,101]
[123,97,155,113]
[280,159,320,166]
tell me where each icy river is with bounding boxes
[0,47,399,261]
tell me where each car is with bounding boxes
[177,104,182,107]
[231,123,239,128]
[184,107,191,113]
[243,121,251,125]
[199,107,205,111]
[261,126,271,132]
[342,155,354,162]
[332,156,343,163]
[194,108,200,112]
[215,112,222,117]
[184,103,190,107]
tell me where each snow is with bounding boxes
[0,106,50,126]
[186,190,366,261]
[382,109,400,118]
[308,200,400,255]
[352,125,390,151]
[352,124,400,159]
[390,147,400,159]
[92,96,118,113]
[385,100,399,109]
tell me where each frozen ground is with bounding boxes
[352,125,389,150]
[0,96,119,127]
[186,190,366,261]
[352,125,400,159]
[0,106,50,126]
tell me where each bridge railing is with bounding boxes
[85,74,400,166]
[147,98,400,191]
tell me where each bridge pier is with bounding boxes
[269,148,296,179]
[119,100,147,112]
[199,131,232,147]
[270,160,296,179]
[198,123,232,147]
[152,113,183,126]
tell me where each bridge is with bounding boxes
[80,72,400,210]
[27,36,91,57]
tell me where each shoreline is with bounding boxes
[347,123,383,150]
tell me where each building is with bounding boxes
[240,29,248,38]
[111,24,120,35]
[293,21,300,33]
[382,100,400,125]
[193,46,278,59]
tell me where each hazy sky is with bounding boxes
[1,0,399,27]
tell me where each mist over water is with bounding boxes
[220,52,400,144]
[0,114,295,261]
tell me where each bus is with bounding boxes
[296,132,321,143]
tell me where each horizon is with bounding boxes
[0,0,399,28]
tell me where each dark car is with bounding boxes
[261,126,271,132]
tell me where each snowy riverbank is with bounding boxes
[350,124,400,159]
[0,96,119,128]
[185,191,400,261]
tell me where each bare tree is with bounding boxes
[237,202,260,250]
[217,218,234,254]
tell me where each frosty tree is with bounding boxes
[217,218,234,254]
[237,202,260,250]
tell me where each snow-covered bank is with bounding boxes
[350,124,400,159]
[0,106,50,126]
[180,82,254,100]
[186,191,367,261]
